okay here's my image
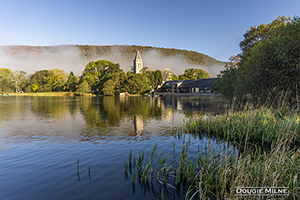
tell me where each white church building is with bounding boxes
[133,50,143,74]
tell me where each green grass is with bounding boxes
[8,92,95,96]
[185,106,300,149]
[125,101,300,199]
[125,139,299,199]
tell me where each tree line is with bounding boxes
[213,16,300,107]
[0,60,211,95]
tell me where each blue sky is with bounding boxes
[0,0,299,61]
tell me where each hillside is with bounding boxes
[0,45,224,77]
[1,45,222,65]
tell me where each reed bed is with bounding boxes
[185,106,300,149]
[125,100,300,199]
[125,140,299,199]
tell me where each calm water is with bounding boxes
[0,96,233,200]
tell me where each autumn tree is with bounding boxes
[224,55,242,69]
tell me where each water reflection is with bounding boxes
[0,96,225,143]
[0,96,230,200]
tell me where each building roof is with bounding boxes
[161,78,217,90]
[134,50,142,60]
[180,78,217,88]
[160,80,182,89]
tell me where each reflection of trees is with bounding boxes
[79,96,163,128]
[80,96,226,130]
[0,96,26,121]
[30,96,69,119]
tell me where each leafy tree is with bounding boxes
[213,68,237,100]
[80,60,124,94]
[31,84,38,92]
[224,55,242,69]
[154,70,163,89]
[123,74,150,94]
[0,68,13,79]
[77,80,91,94]
[239,16,291,55]
[216,15,300,105]
[178,68,210,80]
[9,71,28,93]
[29,70,51,85]
[48,69,68,91]
[29,70,52,92]
[66,71,78,91]
[195,69,211,79]
[0,78,13,93]
[170,72,178,81]
[38,84,52,92]
[103,79,115,95]
[0,68,13,93]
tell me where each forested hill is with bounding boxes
[0,45,222,66]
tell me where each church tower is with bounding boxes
[133,50,143,74]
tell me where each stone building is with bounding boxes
[133,50,143,74]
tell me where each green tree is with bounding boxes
[239,16,291,55]
[80,60,124,94]
[0,68,13,79]
[29,70,52,92]
[31,84,38,92]
[66,71,78,91]
[216,15,300,105]
[103,79,115,95]
[178,68,210,80]
[48,69,68,91]
[154,70,163,89]
[77,80,91,94]
[123,74,150,94]
[213,67,237,100]
[0,68,13,93]
[9,71,28,93]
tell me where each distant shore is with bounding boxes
[5,92,95,97]
[3,92,221,97]
[156,92,220,97]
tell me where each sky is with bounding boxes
[0,0,299,62]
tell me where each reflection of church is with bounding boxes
[133,115,143,136]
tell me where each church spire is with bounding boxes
[134,50,142,60]
[133,50,143,74]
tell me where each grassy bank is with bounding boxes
[185,106,300,148]
[125,105,300,199]
[7,92,95,96]
[125,140,299,199]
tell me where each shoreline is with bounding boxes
[3,92,220,97]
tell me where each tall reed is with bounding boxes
[124,96,300,199]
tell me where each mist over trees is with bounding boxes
[0,45,224,77]
[0,60,212,95]
[213,16,300,106]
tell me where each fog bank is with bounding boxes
[0,46,225,77]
